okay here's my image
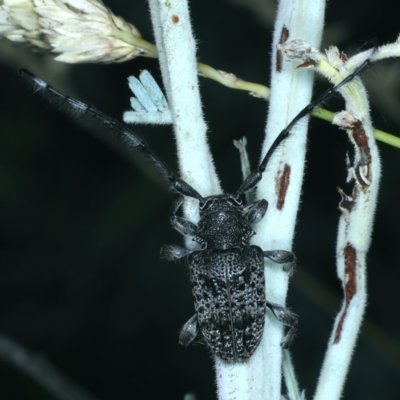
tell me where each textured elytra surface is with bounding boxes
[188,246,266,362]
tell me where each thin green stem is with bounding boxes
[197,62,270,99]
[374,129,400,148]
[112,35,400,149]
[312,108,400,148]
[111,29,158,58]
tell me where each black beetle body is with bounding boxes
[163,194,296,362]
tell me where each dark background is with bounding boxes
[1,0,400,399]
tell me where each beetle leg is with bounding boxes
[263,250,296,276]
[266,301,298,349]
[170,195,198,236]
[172,217,197,236]
[179,314,199,347]
[244,199,268,225]
[160,245,193,260]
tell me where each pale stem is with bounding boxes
[313,54,381,400]
[282,350,303,400]
[278,38,398,400]
[216,0,325,399]
[254,0,325,398]
[148,0,221,227]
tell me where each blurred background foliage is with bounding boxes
[0,0,400,399]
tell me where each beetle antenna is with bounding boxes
[19,69,205,203]
[235,47,377,199]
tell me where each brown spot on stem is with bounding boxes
[276,164,291,210]
[296,59,317,68]
[351,121,372,189]
[172,15,179,23]
[338,118,372,190]
[334,243,357,343]
[276,26,289,72]
[337,187,354,212]
[352,121,371,164]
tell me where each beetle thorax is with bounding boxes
[194,195,254,250]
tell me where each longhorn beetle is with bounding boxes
[20,53,373,362]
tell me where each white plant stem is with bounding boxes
[148,0,221,227]
[314,52,381,400]
[222,0,324,399]
[279,39,386,399]
[344,34,400,71]
[282,350,302,400]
